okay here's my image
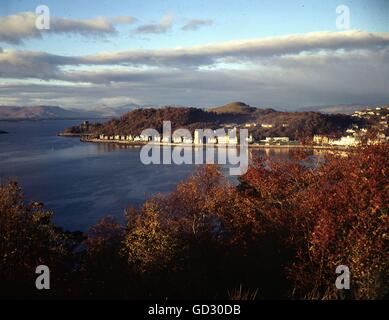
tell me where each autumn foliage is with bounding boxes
[238,145,388,299]
[0,144,387,299]
[0,181,76,298]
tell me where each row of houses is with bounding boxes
[313,133,388,147]
[98,129,254,145]
[313,135,360,147]
[260,137,290,145]
[98,131,387,147]
[244,123,289,128]
[99,134,174,143]
[192,130,251,144]
[352,107,389,119]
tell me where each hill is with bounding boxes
[249,111,362,140]
[0,106,103,120]
[63,102,364,140]
[90,103,143,118]
[93,107,220,135]
[211,102,257,114]
[0,104,153,120]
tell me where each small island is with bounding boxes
[0,130,8,134]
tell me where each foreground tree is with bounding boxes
[113,145,389,299]
[0,181,73,297]
[238,144,388,299]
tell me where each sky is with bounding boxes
[0,0,388,109]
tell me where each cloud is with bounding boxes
[1,48,388,109]
[1,30,388,80]
[51,16,116,36]
[110,16,136,24]
[0,12,135,44]
[0,13,41,44]
[181,19,213,31]
[2,30,388,70]
[0,30,389,108]
[0,49,75,79]
[77,30,389,68]
[59,68,177,84]
[133,14,173,34]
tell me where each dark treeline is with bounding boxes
[0,144,387,299]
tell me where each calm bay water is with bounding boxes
[0,120,298,231]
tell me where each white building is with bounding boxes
[194,129,239,145]
[173,136,183,143]
[183,137,193,144]
[263,137,289,144]
[217,135,238,144]
[194,130,214,144]
[162,136,171,143]
[246,134,254,144]
[99,134,110,140]
[218,128,238,145]
[139,135,151,142]
[329,136,359,146]
[228,135,238,144]
[209,137,218,144]
[193,130,203,144]
[217,135,228,144]
[313,135,330,145]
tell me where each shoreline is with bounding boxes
[58,132,87,137]
[70,136,354,151]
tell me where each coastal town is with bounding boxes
[79,106,389,148]
[312,107,388,146]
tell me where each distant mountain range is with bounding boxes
[0,102,384,120]
[211,102,378,115]
[0,106,94,120]
[0,104,141,120]
[88,104,143,118]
